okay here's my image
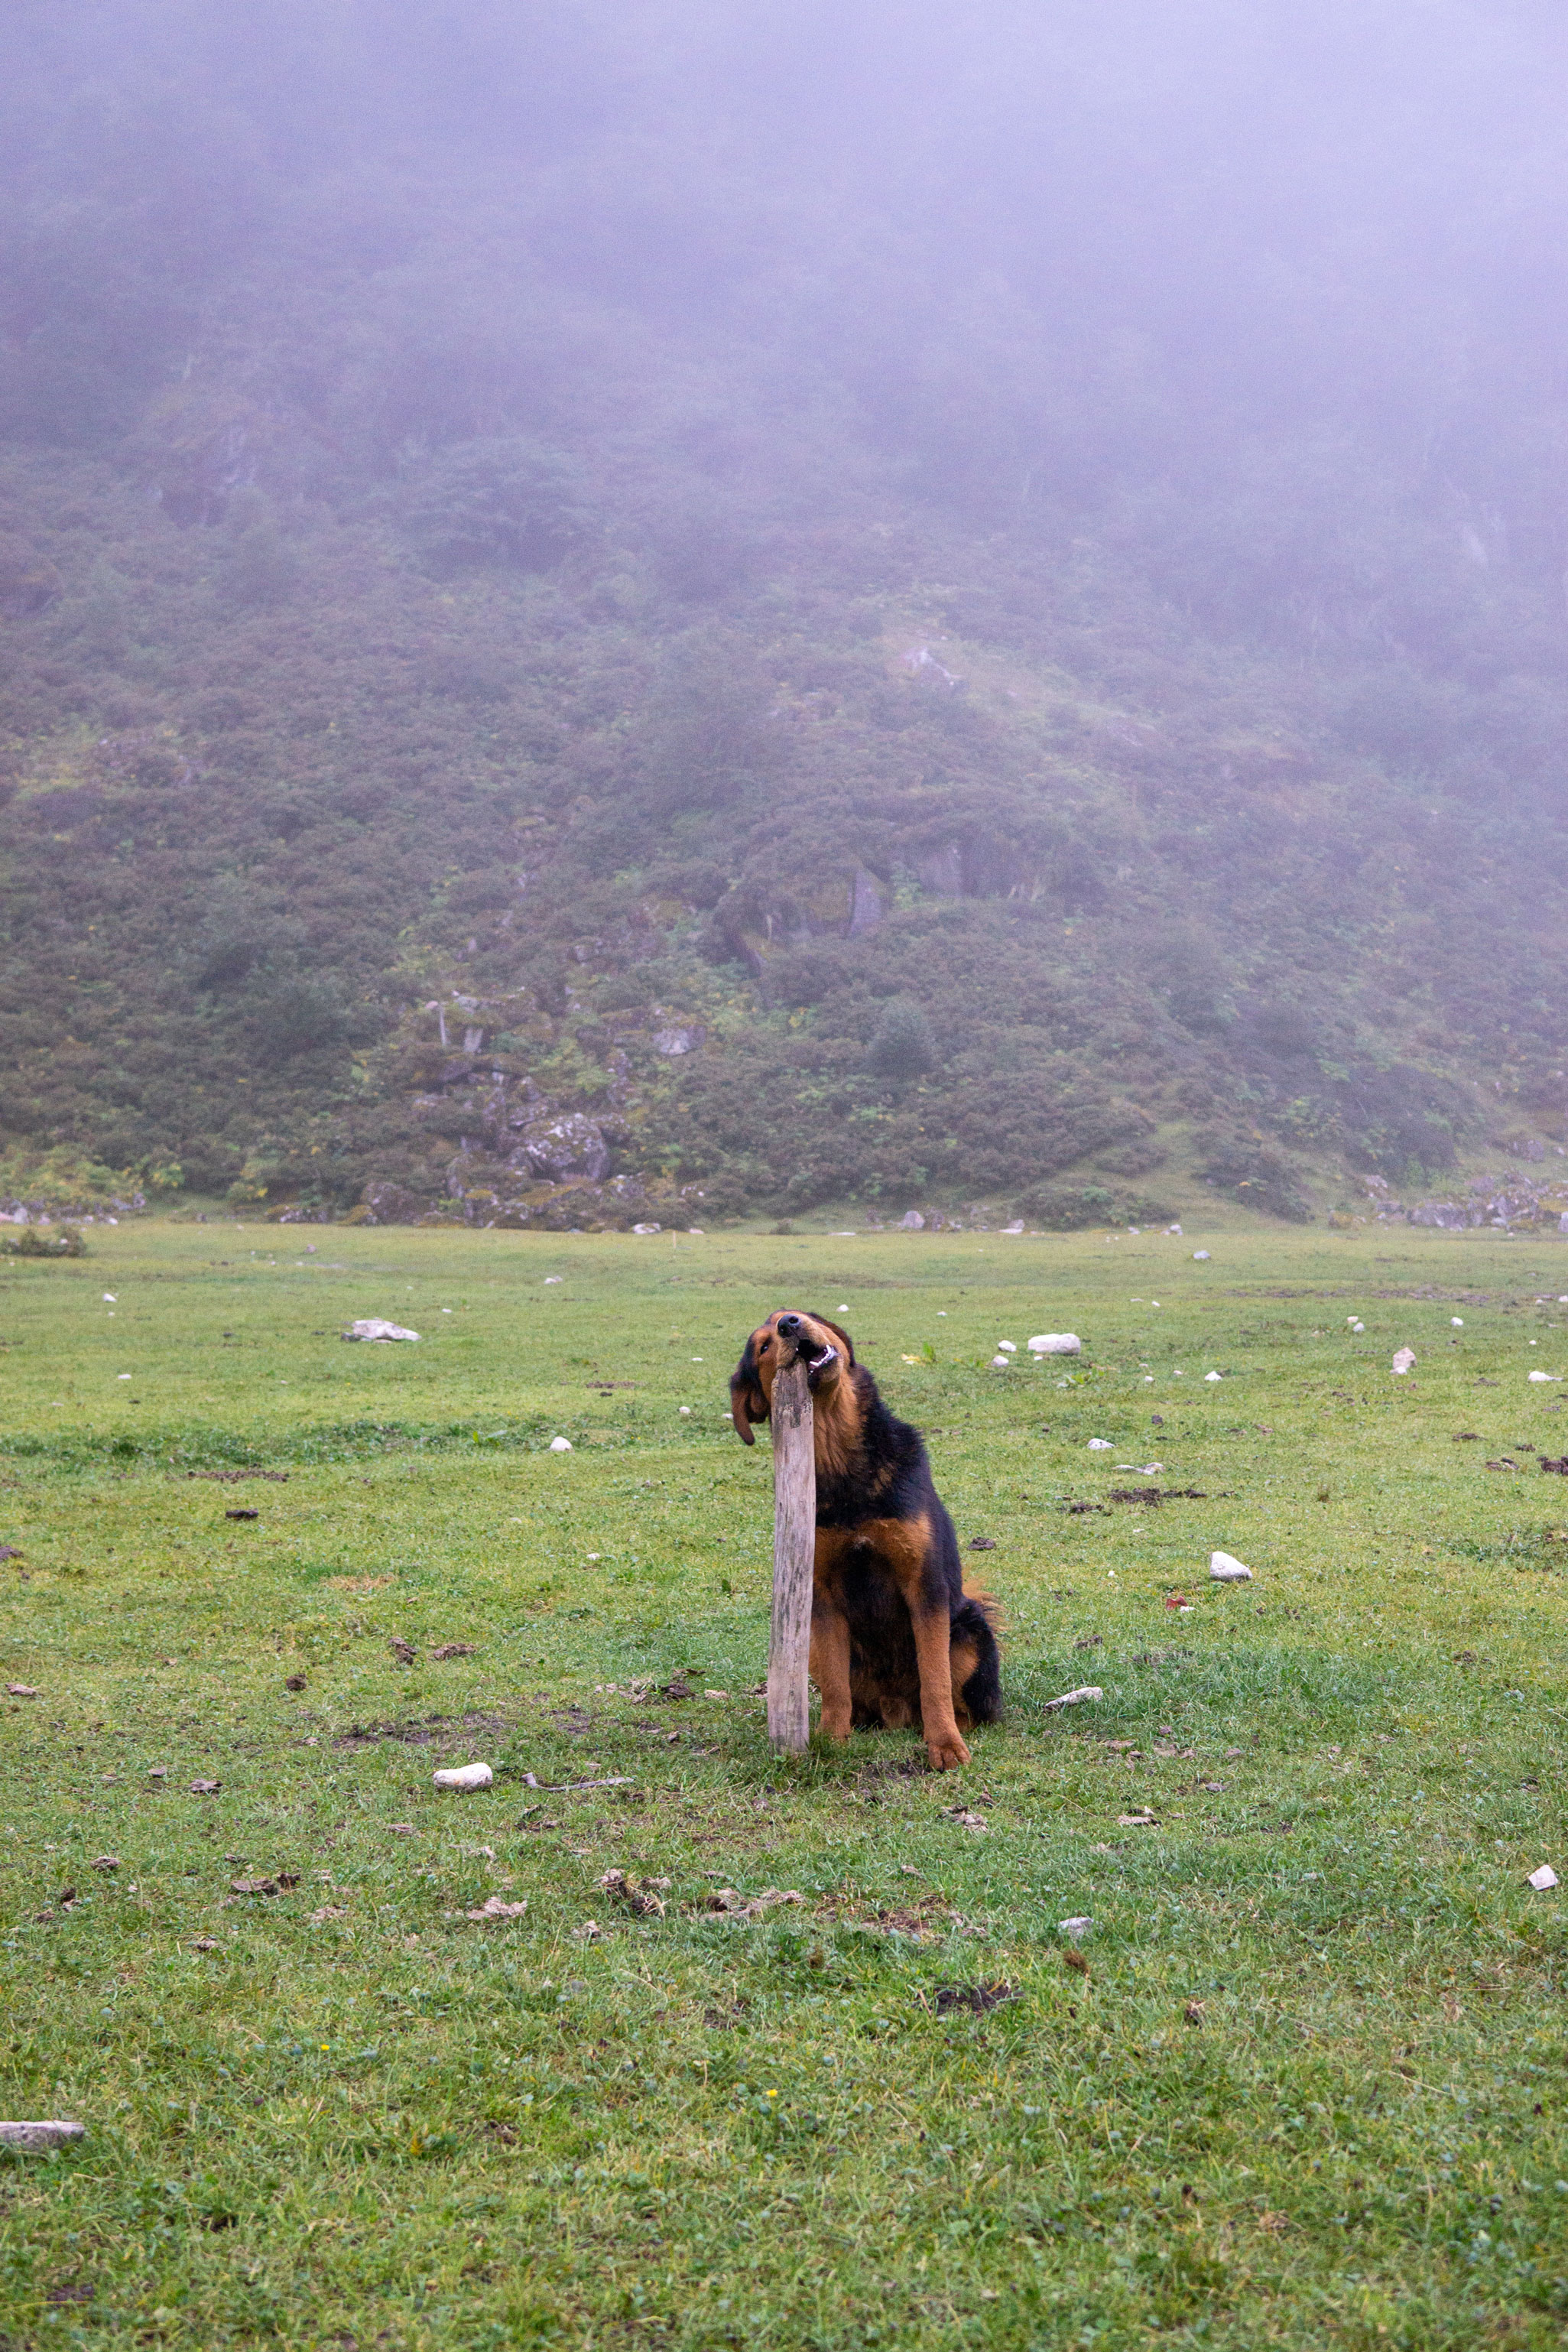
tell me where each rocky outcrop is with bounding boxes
[513,1113,609,1182]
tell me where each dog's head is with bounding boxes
[729,1311,855,1444]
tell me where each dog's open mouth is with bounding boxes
[805,1340,838,1378]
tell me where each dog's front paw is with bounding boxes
[927,1729,971,1771]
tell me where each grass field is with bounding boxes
[5,1213,1568,2349]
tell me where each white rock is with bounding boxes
[1209,1551,1253,1582]
[679,1406,692,1416]
[1058,1915,1093,1939]
[343,1319,420,1343]
[1391,1347,1417,1375]
[1028,1334,1082,1355]
[1192,1249,1211,1261]
[1530,1370,1562,1383]
[0,2121,85,2152]
[1166,1223,1183,1235]
[1043,1686,1103,1711]
[1452,1317,1464,1327]
[549,1435,573,1452]
[1002,1220,1024,1234]
[1087,1438,1113,1450]
[996,1340,1018,1353]
[1204,1370,1222,1382]
[899,1210,926,1230]
[1528,1864,1559,1892]
[544,1275,563,1283]
[433,1762,494,1792]
[631,1222,662,1235]
[989,1355,1011,1369]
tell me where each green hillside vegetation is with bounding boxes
[4,4,1568,1226]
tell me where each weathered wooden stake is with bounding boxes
[766,1350,816,1753]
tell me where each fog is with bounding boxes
[3,3,1566,1220]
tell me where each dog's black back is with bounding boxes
[816,1356,1002,1730]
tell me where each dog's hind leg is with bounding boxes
[809,1597,853,1741]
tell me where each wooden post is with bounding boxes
[766,1350,816,1753]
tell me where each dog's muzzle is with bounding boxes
[778,1314,837,1379]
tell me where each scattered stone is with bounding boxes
[1528,1865,1559,1892]
[1029,1333,1082,1355]
[430,1642,476,1659]
[388,1637,417,1666]
[1193,1250,1211,1261]
[88,1855,118,1873]
[389,1823,417,1835]
[308,1905,348,1924]
[465,1895,529,1921]
[225,1507,259,1520]
[1118,1809,1159,1828]
[1529,1370,1562,1383]
[989,1355,1011,1369]
[188,1779,220,1795]
[342,1319,420,1343]
[433,1761,494,1792]
[969,1536,996,1551]
[1087,1438,1113,1451]
[549,1436,573,1452]
[1391,1347,1417,1375]
[899,1210,926,1230]
[1204,1370,1222,1382]
[1058,1915,1093,1940]
[631,1222,661,1235]
[945,1808,989,1832]
[1002,1220,1024,1234]
[0,2122,85,2152]
[1209,1551,1253,1582]
[1044,1686,1103,1711]
[7,1683,38,1698]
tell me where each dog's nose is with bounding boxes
[777,1313,803,1338]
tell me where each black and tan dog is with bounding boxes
[730,1310,1001,1769]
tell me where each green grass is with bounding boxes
[6,1213,1568,2349]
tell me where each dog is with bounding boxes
[730,1310,1001,1769]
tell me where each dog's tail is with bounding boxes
[952,1588,1003,1725]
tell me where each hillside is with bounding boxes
[5,3,1568,1227]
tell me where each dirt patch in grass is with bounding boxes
[333,1710,513,1750]
[930,1981,1016,2015]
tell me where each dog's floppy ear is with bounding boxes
[729,1334,767,1446]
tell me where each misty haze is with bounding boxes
[3,2,1566,1229]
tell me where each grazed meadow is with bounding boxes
[4,1217,1568,2349]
